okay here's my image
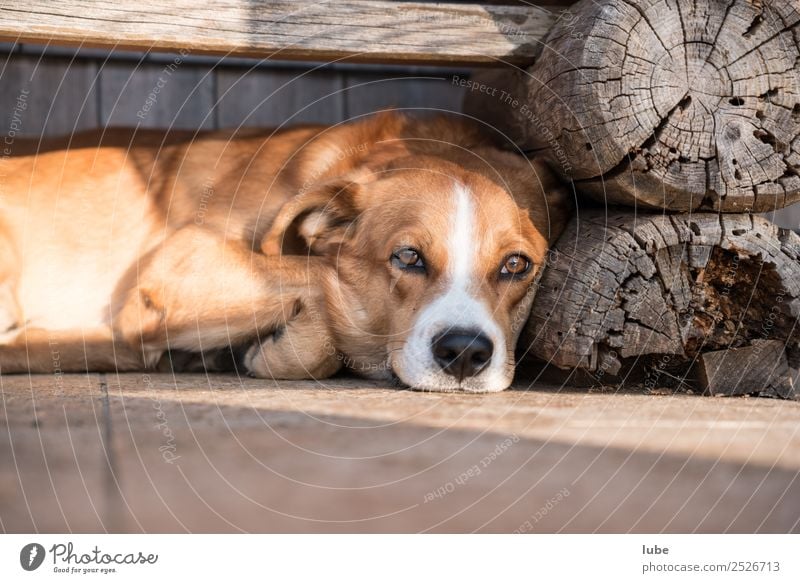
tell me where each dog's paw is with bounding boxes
[243,325,340,380]
[0,309,18,335]
[0,285,21,337]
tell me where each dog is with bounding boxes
[0,112,571,392]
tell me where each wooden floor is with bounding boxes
[1,373,799,533]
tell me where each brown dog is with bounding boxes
[0,112,571,392]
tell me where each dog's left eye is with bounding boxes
[500,254,532,278]
[391,247,425,271]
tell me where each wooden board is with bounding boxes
[4,372,800,533]
[0,54,99,136]
[342,71,467,119]
[0,1,557,66]
[216,66,346,127]
[100,60,217,129]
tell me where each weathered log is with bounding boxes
[467,0,800,212]
[520,211,800,398]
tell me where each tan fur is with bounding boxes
[0,112,571,386]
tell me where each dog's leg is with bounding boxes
[0,284,21,336]
[243,297,341,380]
[0,229,22,334]
[0,327,149,374]
[113,226,341,380]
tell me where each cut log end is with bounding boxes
[471,0,800,212]
[520,211,800,398]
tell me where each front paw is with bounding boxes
[0,308,18,336]
[0,284,21,334]
[244,326,340,380]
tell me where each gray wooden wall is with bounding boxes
[0,43,468,133]
[1,42,798,228]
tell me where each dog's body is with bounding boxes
[0,112,570,392]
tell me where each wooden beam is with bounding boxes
[0,1,558,66]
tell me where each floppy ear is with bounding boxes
[527,158,575,246]
[261,177,363,257]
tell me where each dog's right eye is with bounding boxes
[391,247,425,271]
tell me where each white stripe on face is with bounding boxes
[391,182,511,393]
[450,183,475,292]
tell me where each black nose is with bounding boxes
[432,329,494,381]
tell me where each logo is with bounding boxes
[20,543,46,571]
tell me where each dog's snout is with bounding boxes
[432,329,494,381]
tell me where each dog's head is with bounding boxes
[263,113,572,392]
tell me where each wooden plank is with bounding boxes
[216,67,345,127]
[0,54,99,136]
[696,341,795,398]
[0,1,555,66]
[0,374,114,532]
[5,372,799,533]
[343,72,467,119]
[100,60,216,129]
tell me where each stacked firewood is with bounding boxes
[468,0,800,397]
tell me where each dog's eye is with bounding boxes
[391,247,425,271]
[500,254,532,278]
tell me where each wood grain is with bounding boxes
[483,0,800,212]
[342,71,466,119]
[100,60,217,129]
[0,1,556,66]
[697,340,795,398]
[5,372,800,532]
[216,66,345,127]
[0,54,99,136]
[521,211,800,397]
